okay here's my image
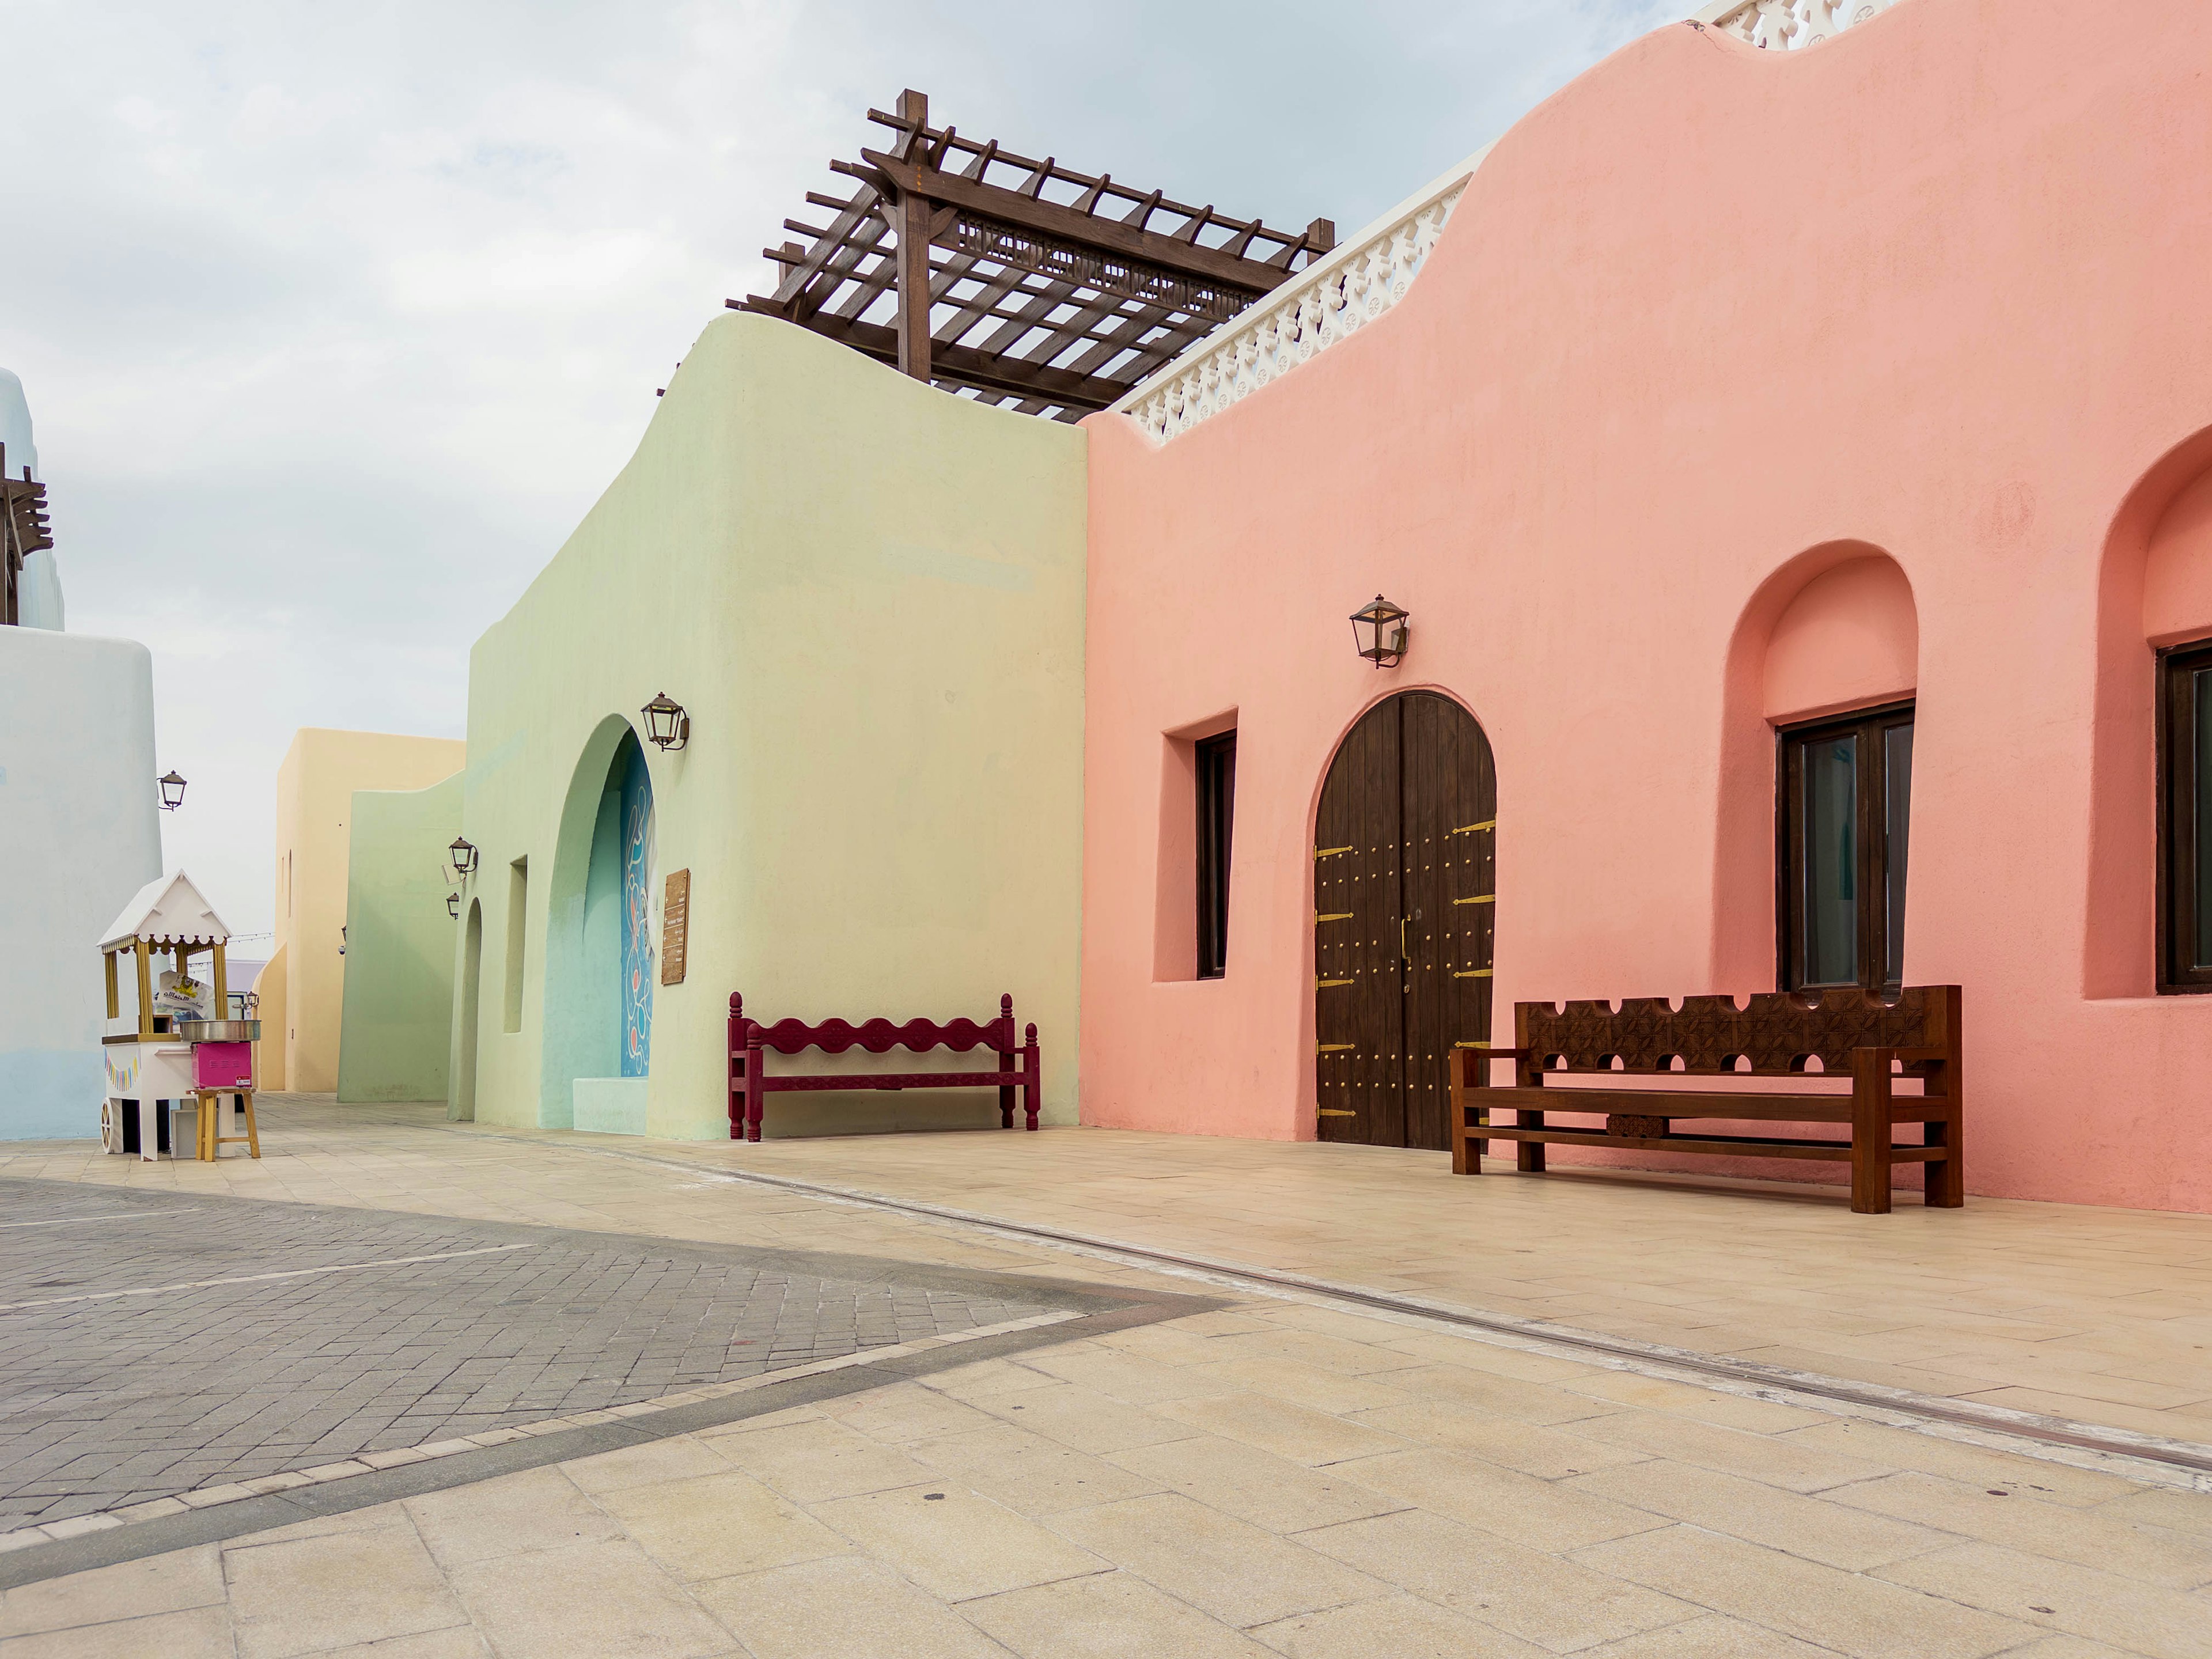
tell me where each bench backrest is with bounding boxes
[728,993,1017,1056]
[1517,986,1960,1077]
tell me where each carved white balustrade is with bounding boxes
[1114,171,1471,445]
[1698,0,1899,50]
[1116,0,1911,444]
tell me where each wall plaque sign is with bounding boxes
[660,869,690,986]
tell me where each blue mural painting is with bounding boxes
[619,743,656,1077]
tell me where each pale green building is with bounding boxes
[343,312,1086,1141]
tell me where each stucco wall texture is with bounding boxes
[453,313,1085,1142]
[0,629,162,1138]
[259,729,467,1093]
[1079,0,2212,1211]
[338,773,464,1103]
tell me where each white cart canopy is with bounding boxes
[98,870,230,952]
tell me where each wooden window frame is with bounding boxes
[1777,699,1915,993]
[2156,641,2212,993]
[1195,731,1236,980]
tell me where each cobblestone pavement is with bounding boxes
[0,1177,1056,1531]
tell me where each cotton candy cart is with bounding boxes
[97,871,260,1160]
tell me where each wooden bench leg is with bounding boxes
[1517,1109,1546,1174]
[745,1044,766,1142]
[240,1092,260,1160]
[1022,1025,1041,1131]
[1850,1051,1893,1215]
[1925,1066,1964,1207]
[1448,1050,1486,1175]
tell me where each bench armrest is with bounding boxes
[1453,1047,1531,1089]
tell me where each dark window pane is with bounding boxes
[1195,733,1236,979]
[2195,671,2212,969]
[1804,734,1858,986]
[1885,722,1914,984]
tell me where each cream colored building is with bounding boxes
[255,729,465,1092]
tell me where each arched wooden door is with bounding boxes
[1313,692,1497,1150]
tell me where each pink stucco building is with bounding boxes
[1076,0,2212,1212]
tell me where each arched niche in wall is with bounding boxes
[540,713,646,1125]
[1712,543,1920,990]
[2086,425,2212,997]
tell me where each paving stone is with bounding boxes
[0,1176,1055,1530]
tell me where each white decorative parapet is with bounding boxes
[1696,0,1900,50]
[1117,0,1910,443]
[1113,160,1479,445]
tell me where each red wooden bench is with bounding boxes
[726,992,1040,1142]
[1448,985,1961,1214]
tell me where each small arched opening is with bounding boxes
[542,717,658,1126]
[1714,544,1920,991]
[453,898,482,1121]
[2088,425,2212,994]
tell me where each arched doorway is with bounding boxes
[1314,691,1496,1150]
[543,718,656,1125]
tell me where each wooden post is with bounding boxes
[1449,1048,1485,1176]
[105,952,119,1020]
[213,942,228,1012]
[1849,1048,1894,1215]
[738,999,756,1141]
[997,993,1016,1130]
[1021,1022,1041,1132]
[1924,984,1964,1207]
[1514,1003,1545,1173]
[134,942,154,1040]
[894,88,933,385]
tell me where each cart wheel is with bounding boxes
[100,1099,119,1155]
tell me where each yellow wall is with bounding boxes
[263,729,465,1092]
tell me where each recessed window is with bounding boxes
[2158,642,2212,991]
[1778,702,1914,991]
[1195,732,1236,979]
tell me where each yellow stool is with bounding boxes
[194,1090,260,1160]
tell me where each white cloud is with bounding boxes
[2,0,1676,933]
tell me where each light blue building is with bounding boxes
[0,369,164,1138]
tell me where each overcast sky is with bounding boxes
[3,0,1677,938]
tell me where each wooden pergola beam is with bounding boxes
[737,89,1334,418]
[861,148,1285,297]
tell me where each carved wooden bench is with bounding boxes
[1448,986,1961,1214]
[726,993,1040,1142]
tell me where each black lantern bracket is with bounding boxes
[448,836,479,880]
[158,770,187,811]
[641,692,691,752]
[446,891,462,919]
[1350,594,1410,669]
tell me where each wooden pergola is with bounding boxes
[732,90,1335,421]
[0,441,51,628]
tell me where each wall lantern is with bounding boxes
[448,835,478,878]
[446,891,462,919]
[1350,595,1410,669]
[158,770,187,810]
[641,692,690,751]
